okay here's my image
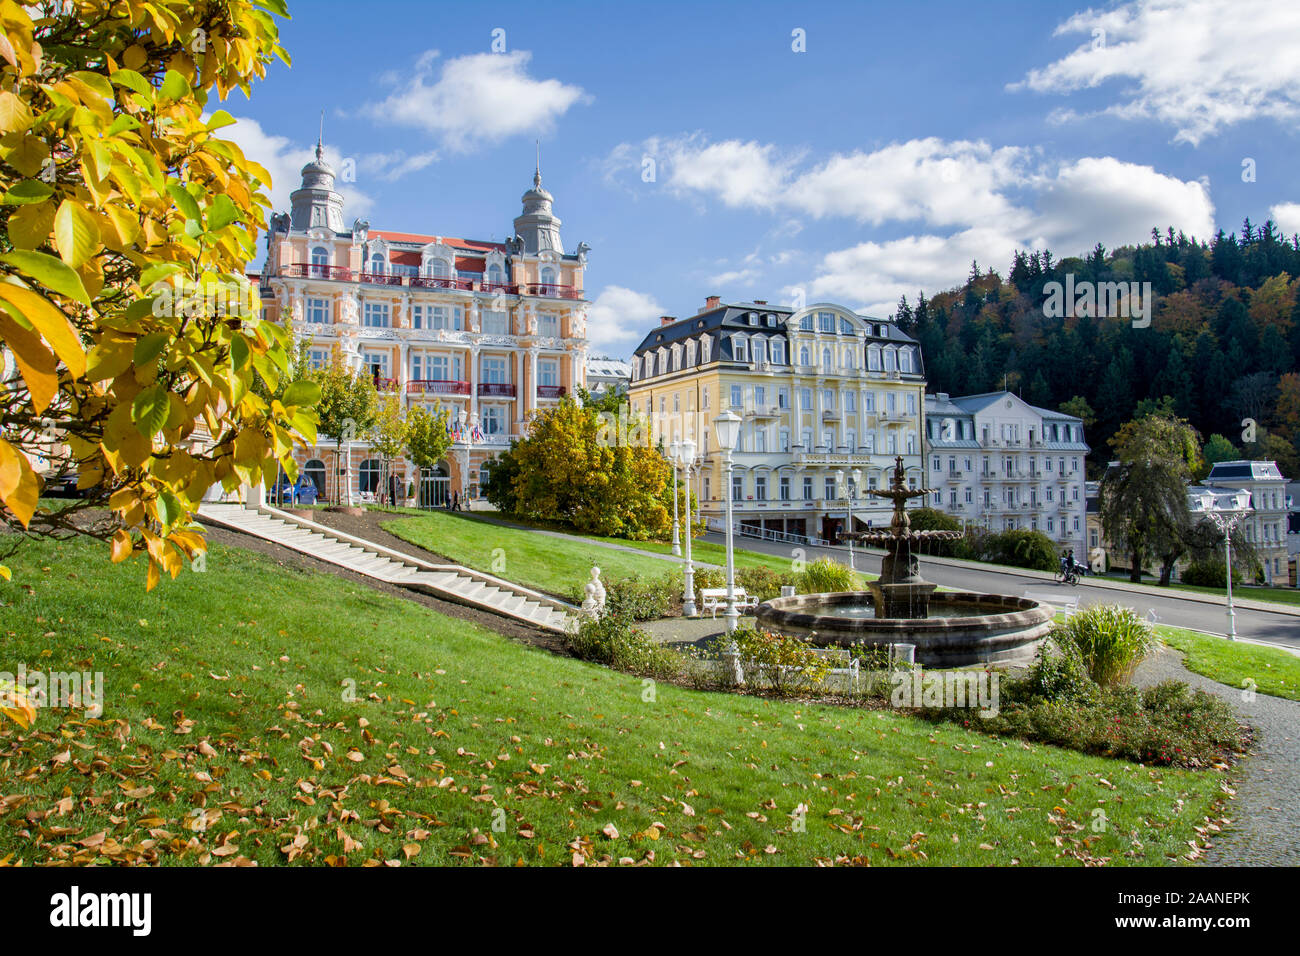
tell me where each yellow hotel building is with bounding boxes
[629,298,927,543]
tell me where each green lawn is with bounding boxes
[1165,583,1300,607]
[1159,626,1300,702]
[380,510,793,600]
[0,535,1228,866]
[1096,572,1300,608]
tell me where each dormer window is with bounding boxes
[733,334,749,363]
[840,318,853,335]
[817,311,835,333]
[867,346,881,371]
[771,339,786,365]
[800,315,813,331]
[900,348,914,373]
[369,252,385,274]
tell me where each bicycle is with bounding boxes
[1055,565,1080,586]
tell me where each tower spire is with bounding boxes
[316,110,324,161]
[534,139,541,188]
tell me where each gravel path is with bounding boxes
[1133,646,1300,866]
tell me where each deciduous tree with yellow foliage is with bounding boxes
[0,0,315,589]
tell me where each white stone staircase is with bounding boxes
[197,502,576,634]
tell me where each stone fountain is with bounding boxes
[755,457,1054,666]
[850,456,962,618]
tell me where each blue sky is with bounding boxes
[226,0,1300,356]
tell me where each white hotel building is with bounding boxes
[923,391,1089,551]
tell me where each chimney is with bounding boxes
[753,300,767,306]
[936,392,949,402]
[699,295,722,314]
[659,315,676,326]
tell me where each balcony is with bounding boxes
[411,275,475,291]
[373,377,398,393]
[520,282,583,300]
[407,379,470,396]
[359,271,404,287]
[822,408,841,421]
[748,406,781,420]
[481,281,519,295]
[281,263,354,281]
[478,382,517,397]
[537,385,566,399]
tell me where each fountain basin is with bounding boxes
[755,591,1054,667]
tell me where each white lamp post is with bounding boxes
[1205,495,1247,641]
[835,467,863,571]
[714,410,742,633]
[457,407,475,509]
[677,437,697,616]
[668,439,682,557]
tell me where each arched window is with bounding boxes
[821,347,833,370]
[304,459,326,496]
[487,262,504,286]
[310,246,328,276]
[359,459,381,494]
[369,252,385,274]
[799,346,810,367]
[539,266,557,286]
[429,259,449,278]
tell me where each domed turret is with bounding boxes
[289,136,345,233]
[512,163,563,254]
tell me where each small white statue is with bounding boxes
[580,566,606,620]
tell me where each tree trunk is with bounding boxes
[1129,549,1142,582]
[1159,555,1177,586]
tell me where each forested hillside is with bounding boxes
[892,220,1300,478]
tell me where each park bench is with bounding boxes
[699,587,759,618]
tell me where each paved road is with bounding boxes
[703,532,1300,650]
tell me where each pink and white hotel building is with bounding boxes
[258,141,590,502]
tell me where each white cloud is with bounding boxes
[224,116,375,219]
[784,138,1031,228]
[1031,156,1214,254]
[1011,0,1300,145]
[586,286,667,355]
[364,50,587,151]
[1270,202,1300,238]
[801,155,1214,319]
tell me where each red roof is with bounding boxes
[370,229,505,253]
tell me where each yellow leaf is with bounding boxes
[0,90,34,132]
[110,529,132,563]
[0,310,58,413]
[0,438,38,528]
[0,565,10,581]
[0,679,37,729]
[0,283,86,378]
[53,199,101,268]
[7,201,54,249]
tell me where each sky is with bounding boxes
[224,0,1300,357]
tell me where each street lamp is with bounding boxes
[713,410,742,633]
[835,467,863,571]
[457,407,476,510]
[1205,493,1248,641]
[676,437,698,616]
[668,439,682,557]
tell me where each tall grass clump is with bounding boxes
[1054,604,1155,686]
[796,557,857,594]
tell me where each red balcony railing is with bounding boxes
[521,283,583,300]
[480,281,519,295]
[537,385,566,399]
[407,379,471,395]
[373,377,398,392]
[411,275,475,291]
[360,271,404,286]
[281,263,354,281]
[478,382,516,397]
